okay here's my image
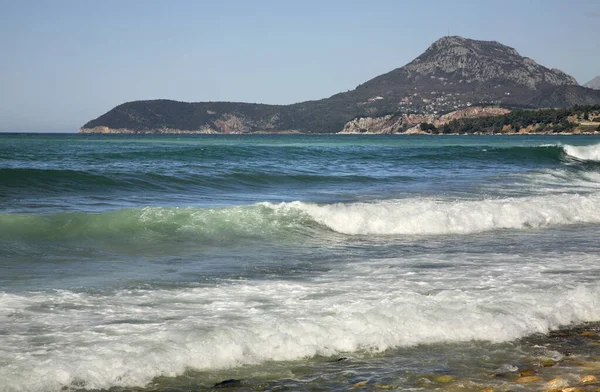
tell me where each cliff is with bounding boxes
[339,106,511,134]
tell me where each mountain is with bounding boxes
[81,36,600,134]
[584,76,600,90]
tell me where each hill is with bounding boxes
[584,76,600,90]
[81,36,600,134]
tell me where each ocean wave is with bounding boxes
[0,167,410,198]
[562,143,600,161]
[412,144,566,163]
[1,263,599,391]
[404,143,600,165]
[2,143,600,198]
[2,192,600,246]
[268,192,600,235]
[0,205,318,246]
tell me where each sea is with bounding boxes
[1,133,600,392]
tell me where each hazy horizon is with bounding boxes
[1,0,599,132]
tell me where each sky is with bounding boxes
[1,0,599,132]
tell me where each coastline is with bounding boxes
[78,126,600,136]
[194,321,600,391]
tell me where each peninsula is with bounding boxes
[80,36,600,135]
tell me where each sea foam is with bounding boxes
[563,143,600,161]
[1,250,600,391]
[270,192,600,235]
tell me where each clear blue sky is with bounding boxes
[1,0,599,132]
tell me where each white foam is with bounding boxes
[563,144,600,161]
[270,193,600,235]
[2,250,600,391]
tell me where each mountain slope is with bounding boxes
[81,36,600,134]
[584,76,600,90]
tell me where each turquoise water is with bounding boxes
[2,134,600,391]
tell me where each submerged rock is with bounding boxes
[561,388,583,392]
[545,377,569,389]
[579,374,597,383]
[519,368,536,377]
[540,358,560,367]
[431,375,456,383]
[579,331,598,338]
[213,379,242,388]
[516,375,543,383]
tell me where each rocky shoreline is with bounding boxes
[78,127,600,136]
[80,106,600,136]
[199,323,600,391]
[413,322,600,392]
[172,322,600,391]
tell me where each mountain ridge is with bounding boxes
[81,36,600,134]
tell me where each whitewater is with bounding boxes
[1,134,600,391]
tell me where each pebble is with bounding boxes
[520,369,536,377]
[546,377,569,389]
[580,375,598,384]
[540,359,559,367]
[516,376,543,383]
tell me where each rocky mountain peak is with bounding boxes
[584,76,600,90]
[404,36,577,89]
[426,36,520,57]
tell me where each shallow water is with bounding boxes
[1,134,600,391]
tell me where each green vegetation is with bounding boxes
[436,105,600,134]
[419,122,438,132]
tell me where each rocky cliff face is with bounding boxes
[338,106,511,134]
[435,106,511,125]
[339,115,403,134]
[81,36,600,134]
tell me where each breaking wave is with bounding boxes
[274,192,600,235]
[562,143,600,161]
[2,192,600,246]
[1,265,599,391]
